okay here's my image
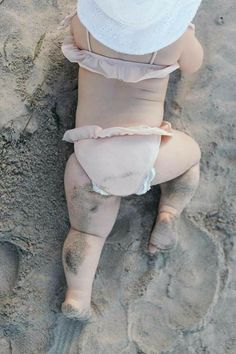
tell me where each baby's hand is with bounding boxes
[160,121,172,142]
[160,120,172,132]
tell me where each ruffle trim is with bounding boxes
[61,35,179,82]
[62,124,173,143]
[92,166,156,196]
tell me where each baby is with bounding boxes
[60,0,203,320]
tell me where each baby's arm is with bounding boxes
[178,25,204,73]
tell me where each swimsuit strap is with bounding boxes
[149,51,158,65]
[86,29,92,52]
[86,29,157,62]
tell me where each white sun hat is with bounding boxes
[77,0,202,55]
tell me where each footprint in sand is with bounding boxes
[46,207,224,354]
[0,242,19,297]
[47,315,82,354]
[0,337,12,354]
[127,217,224,354]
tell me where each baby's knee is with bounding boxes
[188,135,201,165]
[190,137,201,165]
[180,130,201,165]
[69,185,120,238]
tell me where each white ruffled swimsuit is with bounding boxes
[61,10,180,197]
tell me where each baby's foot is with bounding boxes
[148,214,178,254]
[61,300,91,321]
[61,290,92,321]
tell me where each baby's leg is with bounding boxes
[148,130,201,253]
[62,153,121,320]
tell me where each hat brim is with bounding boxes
[77,0,202,55]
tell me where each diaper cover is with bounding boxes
[63,125,172,197]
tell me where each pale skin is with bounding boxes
[61,15,204,320]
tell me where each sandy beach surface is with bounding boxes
[0,1,235,353]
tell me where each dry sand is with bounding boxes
[0,0,236,353]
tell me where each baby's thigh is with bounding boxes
[152,129,201,185]
[64,153,121,237]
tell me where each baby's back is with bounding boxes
[70,16,202,129]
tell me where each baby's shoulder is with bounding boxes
[153,25,194,65]
[169,24,195,50]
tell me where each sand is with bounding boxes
[0,0,236,353]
